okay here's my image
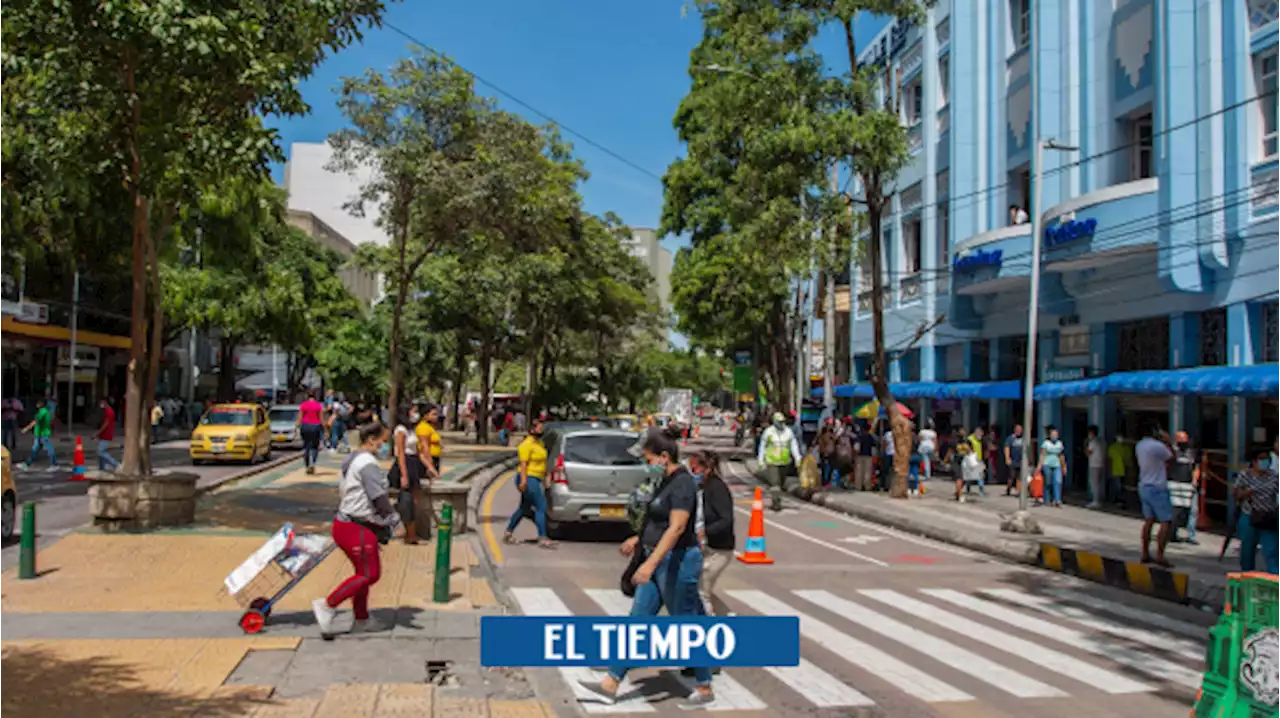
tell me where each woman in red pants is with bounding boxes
[312,421,401,637]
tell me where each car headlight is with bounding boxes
[234,434,250,443]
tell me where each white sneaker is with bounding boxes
[312,598,337,636]
[16,463,28,472]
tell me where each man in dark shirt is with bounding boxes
[854,425,878,491]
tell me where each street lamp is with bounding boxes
[1012,137,1077,524]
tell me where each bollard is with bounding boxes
[433,503,453,603]
[18,503,36,580]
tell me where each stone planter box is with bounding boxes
[88,471,199,531]
[430,482,471,534]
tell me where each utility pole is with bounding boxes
[66,269,80,438]
[824,163,838,414]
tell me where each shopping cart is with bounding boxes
[223,522,336,634]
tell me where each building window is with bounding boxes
[1008,168,1031,223]
[937,200,950,250]
[1199,307,1227,366]
[1012,0,1031,48]
[1130,113,1154,180]
[903,79,923,125]
[1118,317,1170,371]
[1257,50,1278,160]
[938,56,950,108]
[904,218,922,274]
[1262,301,1279,364]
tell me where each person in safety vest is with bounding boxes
[758,412,802,512]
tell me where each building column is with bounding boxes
[1037,331,1062,439]
[1089,323,1119,441]
[1169,312,1201,435]
[1227,302,1258,473]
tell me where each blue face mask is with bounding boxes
[692,472,705,485]
[1260,459,1272,471]
[377,442,391,460]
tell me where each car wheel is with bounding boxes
[263,445,272,461]
[2,492,14,542]
[545,521,563,541]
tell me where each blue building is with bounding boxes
[830,0,1279,493]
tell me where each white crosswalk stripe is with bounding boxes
[857,589,1153,694]
[728,589,974,702]
[979,587,1205,661]
[507,584,1207,713]
[507,587,656,714]
[923,588,1204,688]
[793,590,1066,698]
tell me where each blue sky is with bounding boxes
[268,1,889,261]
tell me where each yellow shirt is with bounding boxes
[415,420,442,458]
[518,435,548,479]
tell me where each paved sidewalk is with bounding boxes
[761,461,1240,610]
[0,444,552,718]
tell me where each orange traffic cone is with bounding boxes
[71,436,86,480]
[736,487,774,564]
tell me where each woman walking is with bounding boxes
[503,417,557,549]
[917,419,937,482]
[312,422,401,637]
[578,430,714,708]
[297,390,326,475]
[689,451,734,617]
[1038,425,1068,507]
[391,407,431,545]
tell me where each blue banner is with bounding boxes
[480,616,800,668]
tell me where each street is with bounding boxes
[479,436,1212,717]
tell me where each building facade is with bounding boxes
[626,227,674,317]
[835,0,1279,494]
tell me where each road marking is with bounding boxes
[506,588,656,714]
[732,507,889,567]
[1043,588,1209,639]
[728,589,972,703]
[793,590,1065,698]
[922,589,1203,689]
[979,588,1204,661]
[858,589,1152,694]
[482,470,514,565]
[837,536,886,545]
[581,589,767,711]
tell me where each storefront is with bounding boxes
[1,316,131,425]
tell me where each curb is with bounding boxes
[196,451,305,495]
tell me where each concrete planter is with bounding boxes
[430,482,471,534]
[88,471,199,531]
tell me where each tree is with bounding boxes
[4,0,387,475]
[316,311,389,399]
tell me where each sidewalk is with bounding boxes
[1,444,553,718]
[765,461,1240,610]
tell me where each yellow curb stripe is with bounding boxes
[1073,551,1105,581]
[483,470,515,565]
[1126,562,1155,593]
[1039,543,1063,571]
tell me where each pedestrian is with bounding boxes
[951,428,970,502]
[1232,446,1279,574]
[18,398,57,472]
[297,390,326,475]
[815,418,837,488]
[854,423,876,491]
[2,395,23,453]
[578,430,714,708]
[1169,431,1199,544]
[1004,424,1025,496]
[150,400,165,444]
[965,426,987,497]
[1107,432,1130,506]
[503,417,557,549]
[330,394,352,453]
[918,418,937,482]
[908,424,922,497]
[987,424,1007,488]
[757,412,800,512]
[312,422,400,638]
[391,406,430,545]
[415,403,444,479]
[689,450,734,618]
[502,410,516,446]
[1037,425,1067,507]
[96,398,120,472]
[879,421,896,492]
[1134,424,1176,568]
[1082,425,1104,508]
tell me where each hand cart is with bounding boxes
[223,522,336,634]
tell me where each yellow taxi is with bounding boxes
[190,403,273,464]
[2,445,15,541]
[612,414,639,431]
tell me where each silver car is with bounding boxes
[543,428,648,538]
[268,405,301,447]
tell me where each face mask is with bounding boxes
[773,420,784,429]
[409,413,420,424]
[692,472,705,484]
[1260,459,1272,471]
[1177,441,1189,450]
[377,442,391,460]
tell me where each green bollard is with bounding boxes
[18,503,36,580]
[433,503,453,603]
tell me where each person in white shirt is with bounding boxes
[917,419,938,482]
[1134,424,1176,568]
[1085,425,1105,509]
[880,425,896,491]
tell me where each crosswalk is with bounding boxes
[506,584,1209,714]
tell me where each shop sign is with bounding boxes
[1,299,49,324]
[58,345,101,369]
[733,349,753,366]
[1044,218,1097,248]
[953,249,1003,272]
[1043,366,1087,383]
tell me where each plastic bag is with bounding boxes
[800,452,821,491]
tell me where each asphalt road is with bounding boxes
[2,439,300,571]
[478,435,1212,717]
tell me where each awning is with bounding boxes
[1032,364,1280,400]
[1033,377,1107,400]
[819,380,1023,401]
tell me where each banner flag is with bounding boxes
[480,616,800,668]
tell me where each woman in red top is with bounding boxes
[297,390,326,475]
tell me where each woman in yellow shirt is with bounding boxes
[415,404,444,480]
[503,417,556,549]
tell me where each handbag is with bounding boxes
[1250,502,1279,531]
[619,550,645,597]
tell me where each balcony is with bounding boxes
[899,41,924,80]
[951,224,1032,297]
[856,287,892,314]
[936,106,949,135]
[899,274,922,303]
[907,123,923,155]
[935,17,950,50]
[1040,178,1159,271]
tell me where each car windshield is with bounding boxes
[202,410,254,426]
[269,409,298,423]
[563,434,644,466]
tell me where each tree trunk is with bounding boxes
[217,337,239,402]
[450,341,466,431]
[120,190,151,476]
[387,220,411,416]
[476,342,493,444]
[865,190,910,498]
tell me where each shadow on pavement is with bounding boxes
[1,644,269,718]
[195,480,337,534]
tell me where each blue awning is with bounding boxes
[818,380,1023,401]
[1033,377,1107,400]
[1103,364,1279,397]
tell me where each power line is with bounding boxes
[381,22,667,183]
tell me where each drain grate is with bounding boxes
[425,660,456,686]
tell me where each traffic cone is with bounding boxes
[71,436,86,480]
[736,487,774,564]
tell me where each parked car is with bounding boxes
[1,446,15,542]
[190,403,272,464]
[542,427,646,539]
[268,404,301,447]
